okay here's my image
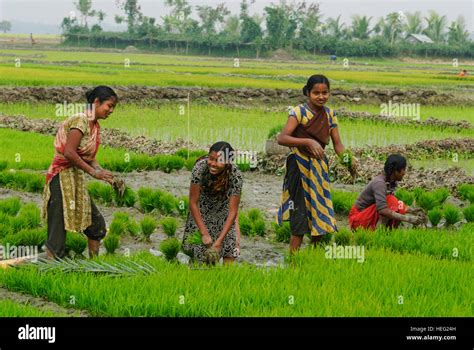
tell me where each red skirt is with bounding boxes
[349,194,406,230]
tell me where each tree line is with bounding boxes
[60,0,474,58]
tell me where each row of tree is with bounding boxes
[61,0,473,58]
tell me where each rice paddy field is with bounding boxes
[0,45,473,320]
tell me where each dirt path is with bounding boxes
[0,286,89,316]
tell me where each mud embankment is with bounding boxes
[1,86,473,106]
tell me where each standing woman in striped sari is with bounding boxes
[277,74,356,254]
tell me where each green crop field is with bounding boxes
[0,42,472,324]
[1,242,472,317]
[0,48,473,90]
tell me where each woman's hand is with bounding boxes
[305,139,324,159]
[201,232,213,247]
[93,169,114,184]
[349,156,359,178]
[212,239,222,252]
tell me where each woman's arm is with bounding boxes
[379,208,423,224]
[64,129,114,184]
[213,195,240,251]
[330,127,345,157]
[89,159,103,171]
[277,117,324,159]
[189,183,212,246]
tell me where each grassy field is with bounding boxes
[0,299,68,317]
[0,128,147,171]
[0,48,473,90]
[1,103,472,153]
[0,245,471,317]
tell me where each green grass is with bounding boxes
[0,248,471,317]
[2,104,471,153]
[0,299,68,317]
[0,128,186,172]
[0,48,473,91]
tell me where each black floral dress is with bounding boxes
[182,158,243,262]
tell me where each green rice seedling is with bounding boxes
[338,151,353,169]
[186,230,203,245]
[432,188,450,205]
[87,181,102,201]
[238,213,253,236]
[128,220,141,236]
[272,222,291,243]
[140,216,157,240]
[253,219,266,237]
[11,203,41,233]
[176,196,189,217]
[413,188,425,201]
[66,232,88,256]
[108,218,128,236]
[0,197,21,216]
[159,192,177,215]
[110,212,140,236]
[25,174,45,193]
[0,217,13,238]
[0,160,7,171]
[185,157,198,171]
[175,149,207,159]
[428,208,443,227]
[160,217,177,237]
[320,232,333,245]
[158,156,185,173]
[137,188,155,213]
[247,208,264,223]
[2,228,47,248]
[88,181,113,205]
[236,159,251,172]
[267,124,284,140]
[334,228,353,246]
[97,184,114,205]
[160,238,181,261]
[443,205,461,226]
[458,184,474,204]
[331,191,358,214]
[353,228,372,247]
[113,186,137,207]
[463,205,474,223]
[103,234,120,255]
[395,189,414,206]
[417,192,437,211]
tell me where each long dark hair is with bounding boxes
[200,141,234,198]
[384,154,407,182]
[303,74,330,96]
[86,86,118,105]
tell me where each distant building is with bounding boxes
[406,34,434,44]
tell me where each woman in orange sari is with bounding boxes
[42,86,118,258]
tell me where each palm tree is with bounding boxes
[326,15,346,39]
[447,16,470,44]
[423,11,447,43]
[350,15,372,39]
[374,13,403,45]
[403,11,423,37]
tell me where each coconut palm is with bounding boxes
[350,15,372,40]
[423,11,447,43]
[447,16,470,44]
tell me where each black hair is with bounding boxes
[303,74,330,96]
[384,154,407,182]
[200,141,234,198]
[85,86,118,105]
